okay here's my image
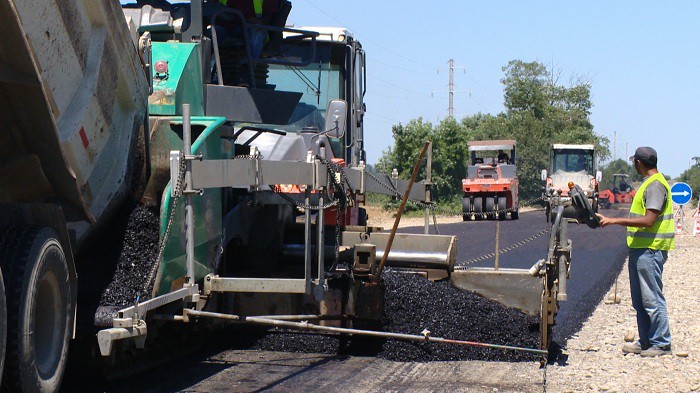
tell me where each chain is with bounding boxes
[363,166,545,219]
[418,194,546,219]
[430,203,439,235]
[364,169,401,196]
[542,359,548,393]
[453,228,549,269]
[142,151,265,297]
[361,167,551,269]
[143,150,186,296]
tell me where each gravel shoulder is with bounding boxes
[365,204,539,229]
[546,206,700,392]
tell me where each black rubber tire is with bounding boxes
[497,196,507,220]
[473,197,483,220]
[511,208,519,220]
[0,227,74,392]
[592,197,599,213]
[461,197,471,221]
[0,267,6,386]
[485,197,495,220]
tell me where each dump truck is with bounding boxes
[0,0,149,390]
[599,173,636,209]
[461,140,519,220]
[541,144,602,221]
[1,1,457,391]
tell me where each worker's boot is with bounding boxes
[622,341,647,354]
[640,345,672,357]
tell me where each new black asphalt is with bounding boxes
[400,207,630,344]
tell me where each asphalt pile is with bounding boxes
[243,270,540,362]
[98,203,161,308]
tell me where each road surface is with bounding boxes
[61,209,630,392]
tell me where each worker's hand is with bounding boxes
[596,213,614,227]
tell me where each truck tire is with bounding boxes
[461,197,471,221]
[0,227,74,393]
[511,208,519,220]
[473,197,483,220]
[497,196,507,220]
[1,267,6,386]
[485,197,495,219]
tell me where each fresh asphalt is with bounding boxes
[60,208,630,392]
[400,207,630,344]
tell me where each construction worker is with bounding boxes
[216,0,281,58]
[209,0,284,86]
[596,146,674,357]
[497,150,510,164]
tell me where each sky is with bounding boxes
[122,1,699,177]
[284,1,699,178]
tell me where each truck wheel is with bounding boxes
[0,227,74,393]
[511,208,519,220]
[485,197,495,219]
[473,197,483,220]
[497,197,507,220]
[1,267,6,386]
[461,197,471,221]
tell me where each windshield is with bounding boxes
[267,42,345,132]
[260,42,346,155]
[552,149,594,175]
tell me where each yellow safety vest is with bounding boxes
[218,0,264,17]
[626,172,675,250]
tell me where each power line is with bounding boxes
[300,0,437,70]
[372,93,434,100]
[365,112,400,124]
[369,73,432,97]
[370,57,435,75]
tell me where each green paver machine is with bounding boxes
[97,0,458,357]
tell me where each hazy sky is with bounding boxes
[122,1,698,177]
[286,1,698,177]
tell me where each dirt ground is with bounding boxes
[364,203,539,229]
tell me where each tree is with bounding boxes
[679,157,700,202]
[376,60,610,205]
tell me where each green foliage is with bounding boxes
[679,156,700,201]
[377,60,610,205]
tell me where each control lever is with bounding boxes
[568,182,600,228]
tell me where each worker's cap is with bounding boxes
[629,146,657,166]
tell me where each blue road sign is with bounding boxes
[671,182,693,205]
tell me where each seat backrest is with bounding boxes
[263,0,292,54]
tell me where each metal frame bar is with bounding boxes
[184,309,548,356]
[110,286,201,326]
[187,159,327,190]
[204,277,307,294]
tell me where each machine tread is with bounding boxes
[0,225,33,391]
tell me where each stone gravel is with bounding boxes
[99,204,160,308]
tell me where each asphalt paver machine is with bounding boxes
[96,0,462,362]
[0,0,461,390]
